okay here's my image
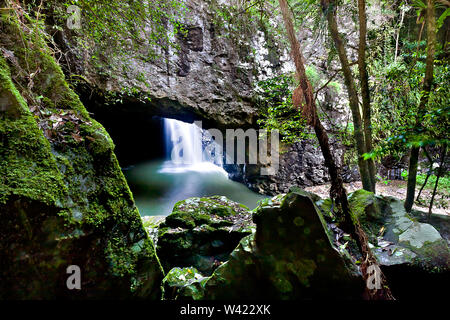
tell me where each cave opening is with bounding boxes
[87,101,267,216]
[89,106,166,167]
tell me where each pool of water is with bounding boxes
[123,160,268,216]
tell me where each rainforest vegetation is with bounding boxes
[0,0,448,304]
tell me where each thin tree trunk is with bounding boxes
[428,145,446,219]
[405,0,436,212]
[278,0,394,300]
[395,6,406,62]
[357,0,376,192]
[416,147,433,202]
[320,0,372,192]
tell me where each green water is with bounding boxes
[123,160,268,216]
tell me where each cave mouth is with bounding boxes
[89,105,267,216]
[89,107,166,167]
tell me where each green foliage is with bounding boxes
[255,74,312,144]
[327,81,342,94]
[305,65,321,88]
[368,36,449,161]
[29,0,187,77]
[401,171,450,193]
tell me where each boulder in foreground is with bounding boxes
[203,189,365,299]
[157,196,255,275]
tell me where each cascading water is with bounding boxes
[123,117,267,216]
[160,118,227,174]
[164,118,203,164]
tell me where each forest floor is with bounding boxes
[305,180,449,216]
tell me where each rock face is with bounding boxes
[64,0,287,129]
[0,17,162,299]
[203,189,364,299]
[54,0,412,196]
[157,196,255,275]
[55,0,363,193]
[226,139,359,195]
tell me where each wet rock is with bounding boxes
[157,196,255,275]
[227,139,360,196]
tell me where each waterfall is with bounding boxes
[160,118,227,175]
[164,118,203,164]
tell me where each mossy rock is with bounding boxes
[347,190,385,243]
[348,190,383,220]
[0,15,162,299]
[162,267,209,300]
[164,196,249,229]
[379,197,450,271]
[203,189,364,299]
[157,196,255,276]
[316,189,450,299]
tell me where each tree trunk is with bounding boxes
[428,145,446,219]
[278,0,394,300]
[416,147,433,202]
[405,0,436,212]
[357,0,376,192]
[321,0,373,192]
[395,6,406,62]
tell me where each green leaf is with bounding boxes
[437,8,450,30]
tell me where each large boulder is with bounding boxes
[202,189,365,299]
[0,17,162,299]
[411,211,450,246]
[157,196,255,275]
[345,191,450,299]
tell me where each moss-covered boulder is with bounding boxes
[202,189,365,299]
[347,190,386,243]
[0,13,162,299]
[162,267,208,300]
[157,196,255,275]
[411,210,450,246]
